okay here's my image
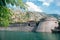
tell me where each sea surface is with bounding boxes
[0,31,60,40]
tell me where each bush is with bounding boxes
[0,6,12,27]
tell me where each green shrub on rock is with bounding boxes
[0,6,12,27]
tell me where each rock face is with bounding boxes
[0,17,59,32]
[36,17,59,32]
[27,11,47,21]
[1,9,59,32]
[0,22,36,32]
[11,10,47,23]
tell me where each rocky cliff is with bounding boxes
[11,10,48,23]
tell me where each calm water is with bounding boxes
[0,31,60,40]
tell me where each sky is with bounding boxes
[23,0,60,14]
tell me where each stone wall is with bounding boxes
[0,22,37,32]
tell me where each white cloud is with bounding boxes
[26,0,37,2]
[43,2,49,6]
[38,0,60,7]
[26,2,43,12]
[38,0,53,6]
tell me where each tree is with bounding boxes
[0,0,26,27]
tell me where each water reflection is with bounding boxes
[0,31,60,40]
[36,32,60,40]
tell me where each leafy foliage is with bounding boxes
[0,6,12,27]
[0,0,26,9]
[0,0,26,27]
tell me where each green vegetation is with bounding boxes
[0,6,12,26]
[10,11,30,23]
[0,0,26,27]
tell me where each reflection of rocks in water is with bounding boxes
[36,17,59,32]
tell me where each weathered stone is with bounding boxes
[36,17,59,32]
